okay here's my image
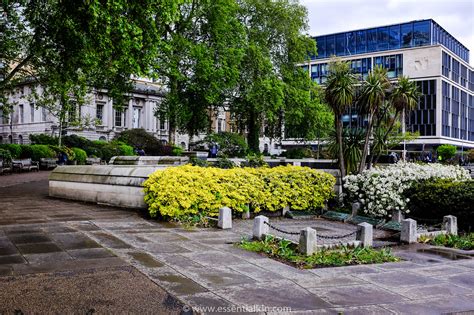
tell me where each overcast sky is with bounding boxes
[301,0,474,65]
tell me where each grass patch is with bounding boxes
[419,233,474,250]
[238,235,399,269]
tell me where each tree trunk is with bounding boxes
[247,108,260,154]
[359,113,373,174]
[336,116,346,178]
[373,111,401,164]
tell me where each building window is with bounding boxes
[132,107,141,128]
[18,135,23,144]
[96,103,104,123]
[19,105,24,124]
[413,21,430,46]
[115,110,123,127]
[42,107,47,122]
[159,116,166,130]
[30,103,35,123]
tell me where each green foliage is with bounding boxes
[115,129,160,155]
[143,165,335,220]
[404,179,474,231]
[0,149,12,164]
[202,132,248,158]
[239,235,399,268]
[20,145,56,162]
[281,147,313,159]
[214,156,236,169]
[437,144,457,162]
[0,144,22,159]
[243,154,268,168]
[420,233,474,250]
[71,147,87,165]
[328,128,365,175]
[29,134,58,146]
[49,145,75,161]
[467,149,474,162]
[171,145,183,156]
[189,157,209,167]
[231,0,316,153]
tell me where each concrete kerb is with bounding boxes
[401,215,458,243]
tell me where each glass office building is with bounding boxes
[307,19,474,150]
[313,19,469,63]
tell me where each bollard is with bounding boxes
[391,209,404,223]
[443,215,458,236]
[241,208,250,220]
[253,215,269,240]
[282,205,290,217]
[299,227,317,256]
[356,223,373,248]
[217,207,232,229]
[351,202,361,217]
[401,218,417,243]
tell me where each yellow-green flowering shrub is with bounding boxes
[143,165,335,220]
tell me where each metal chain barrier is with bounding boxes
[317,230,357,240]
[264,221,300,235]
[264,221,357,239]
[406,215,442,224]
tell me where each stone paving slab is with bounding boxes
[1,178,474,314]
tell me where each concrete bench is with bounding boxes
[0,159,12,175]
[40,158,58,170]
[49,165,167,208]
[86,157,101,165]
[12,158,39,172]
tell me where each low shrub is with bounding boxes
[239,235,399,268]
[404,180,474,231]
[71,147,87,165]
[0,149,12,164]
[344,162,471,218]
[242,154,268,168]
[143,165,335,220]
[49,145,76,161]
[29,134,58,145]
[437,144,457,162]
[0,144,22,158]
[200,132,248,158]
[419,233,474,250]
[281,147,313,159]
[20,145,56,161]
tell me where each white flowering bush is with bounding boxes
[344,162,471,217]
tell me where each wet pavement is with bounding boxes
[0,174,473,314]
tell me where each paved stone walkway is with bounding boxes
[0,176,473,314]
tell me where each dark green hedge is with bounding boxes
[404,179,474,231]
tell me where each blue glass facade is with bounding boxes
[314,19,469,63]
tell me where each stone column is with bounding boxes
[401,218,417,244]
[299,227,317,256]
[443,215,457,235]
[252,215,269,240]
[217,207,232,229]
[356,223,373,247]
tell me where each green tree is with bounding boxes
[357,66,390,173]
[155,0,245,143]
[324,59,358,178]
[231,0,315,153]
[437,144,457,162]
[1,0,181,144]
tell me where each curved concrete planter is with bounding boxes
[49,165,166,209]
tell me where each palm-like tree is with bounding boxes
[357,66,390,173]
[390,76,421,160]
[324,59,358,178]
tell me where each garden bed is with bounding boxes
[419,233,474,251]
[237,235,399,269]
